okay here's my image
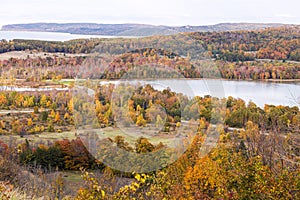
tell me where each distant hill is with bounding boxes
[1,22,288,36]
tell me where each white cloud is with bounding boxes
[0,0,299,26]
[275,14,295,18]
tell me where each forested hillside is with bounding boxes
[1,25,299,60]
[187,25,300,61]
[1,22,285,36]
[1,26,300,81]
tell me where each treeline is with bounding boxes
[0,85,299,136]
[1,26,300,62]
[89,26,300,62]
[80,48,300,80]
[89,84,300,133]
[1,50,299,81]
[19,138,97,170]
[0,56,83,81]
[0,38,102,54]
[17,135,166,173]
[188,26,300,62]
[217,60,300,80]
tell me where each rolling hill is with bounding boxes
[1,22,287,36]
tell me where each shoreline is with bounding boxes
[1,78,299,89]
[94,77,300,83]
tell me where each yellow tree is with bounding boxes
[0,120,5,129]
[54,111,61,123]
[68,98,74,113]
[0,94,7,108]
[136,114,146,127]
[27,118,33,127]
[64,112,70,120]
[40,94,47,107]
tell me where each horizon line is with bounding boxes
[1,21,298,28]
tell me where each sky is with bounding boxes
[0,0,299,28]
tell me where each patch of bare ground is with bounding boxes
[0,50,88,60]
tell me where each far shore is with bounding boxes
[86,77,300,83]
[0,51,299,84]
[1,77,299,89]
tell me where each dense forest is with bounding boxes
[0,25,300,199]
[0,47,299,82]
[0,39,101,54]
[1,25,300,61]
[0,84,300,199]
[188,26,300,61]
[0,26,299,81]
[0,84,299,135]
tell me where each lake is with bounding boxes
[0,31,299,108]
[99,79,300,108]
[0,79,299,107]
[0,30,130,41]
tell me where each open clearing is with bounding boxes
[0,51,88,60]
[0,125,195,148]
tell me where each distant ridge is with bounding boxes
[1,22,288,36]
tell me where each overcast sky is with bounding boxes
[0,0,299,27]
